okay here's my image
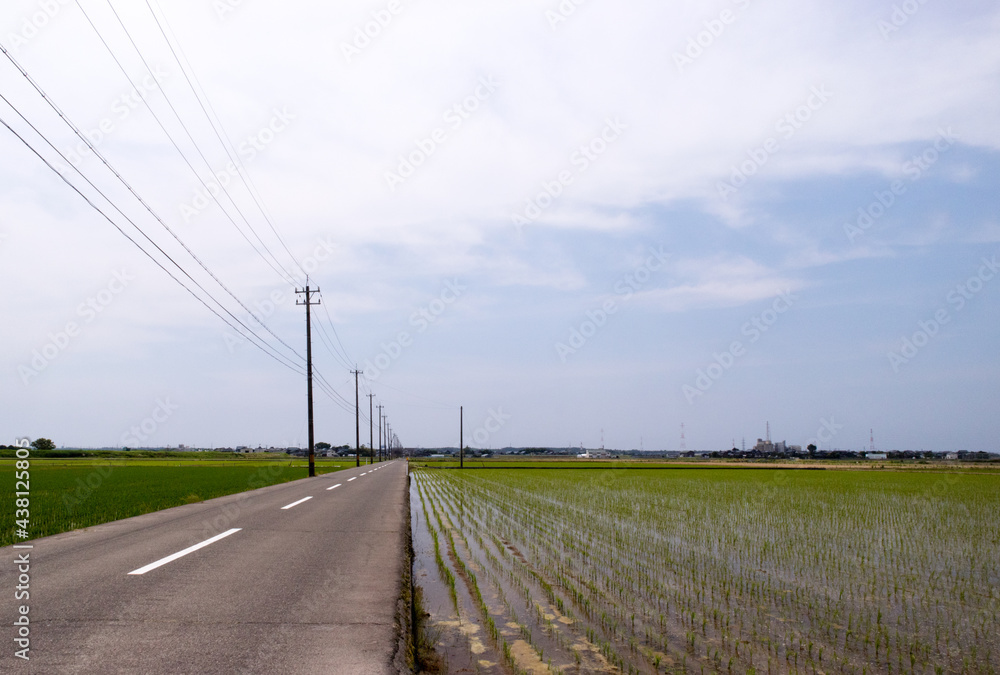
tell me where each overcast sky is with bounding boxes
[2,0,998,452]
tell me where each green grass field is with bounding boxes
[1,458,348,548]
[413,466,1000,674]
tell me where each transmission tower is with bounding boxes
[679,423,687,452]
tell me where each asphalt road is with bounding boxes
[1,459,409,674]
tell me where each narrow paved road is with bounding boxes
[2,460,409,674]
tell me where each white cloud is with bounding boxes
[629,255,800,312]
[3,0,999,448]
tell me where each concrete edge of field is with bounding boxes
[391,468,416,674]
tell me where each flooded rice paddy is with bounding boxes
[410,467,999,674]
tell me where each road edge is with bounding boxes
[391,466,415,674]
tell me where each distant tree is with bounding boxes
[31,438,55,451]
[316,442,331,450]
[807,444,817,453]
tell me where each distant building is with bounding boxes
[865,453,887,460]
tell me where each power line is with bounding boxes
[143,0,307,282]
[3,16,368,441]
[0,106,304,376]
[314,314,354,373]
[319,296,356,369]
[0,43,305,367]
[74,0,297,286]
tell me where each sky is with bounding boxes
[2,0,999,452]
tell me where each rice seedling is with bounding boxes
[412,466,1000,674]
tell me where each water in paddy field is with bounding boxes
[409,467,1000,675]
[411,474,507,674]
[411,471,622,675]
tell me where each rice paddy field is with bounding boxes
[411,466,1000,675]
[0,457,347,547]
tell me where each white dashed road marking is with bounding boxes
[281,496,313,510]
[128,528,242,575]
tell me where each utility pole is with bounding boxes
[377,405,384,462]
[460,406,464,469]
[296,282,320,477]
[367,394,375,464]
[351,369,362,467]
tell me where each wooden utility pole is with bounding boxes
[296,283,320,477]
[460,406,464,469]
[377,405,384,462]
[351,369,362,467]
[367,393,375,464]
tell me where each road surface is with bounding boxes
[2,460,409,674]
